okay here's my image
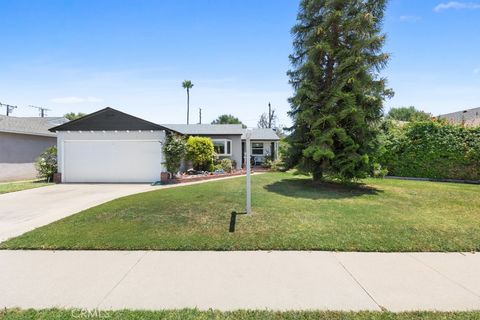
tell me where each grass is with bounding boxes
[0,179,51,195]
[1,172,479,251]
[1,309,480,320]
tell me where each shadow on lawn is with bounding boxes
[264,178,383,200]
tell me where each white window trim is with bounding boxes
[251,142,264,155]
[212,139,232,156]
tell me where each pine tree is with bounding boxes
[286,0,393,181]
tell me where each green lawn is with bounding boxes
[0,179,51,195]
[1,172,479,251]
[1,309,480,320]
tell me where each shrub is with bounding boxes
[262,158,286,172]
[372,163,388,178]
[186,136,215,171]
[163,134,186,176]
[35,146,57,182]
[262,158,272,169]
[219,158,233,173]
[379,121,480,180]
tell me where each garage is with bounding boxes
[63,140,163,183]
[50,108,174,183]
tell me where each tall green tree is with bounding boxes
[211,114,246,128]
[182,80,194,124]
[286,0,393,181]
[64,112,86,121]
[386,106,431,122]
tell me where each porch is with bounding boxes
[241,140,279,167]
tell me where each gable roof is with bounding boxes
[0,115,67,137]
[161,124,244,135]
[242,128,280,141]
[49,107,175,132]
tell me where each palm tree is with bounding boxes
[182,80,194,124]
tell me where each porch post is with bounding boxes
[246,130,252,214]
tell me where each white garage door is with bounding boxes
[63,140,162,183]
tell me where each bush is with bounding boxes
[219,158,233,173]
[379,121,480,180]
[262,158,273,169]
[186,136,215,171]
[35,146,57,182]
[262,158,286,172]
[372,163,388,178]
[163,134,186,176]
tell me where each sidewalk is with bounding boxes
[1,250,479,311]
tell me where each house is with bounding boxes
[0,115,67,181]
[49,107,280,183]
[437,107,480,127]
[161,124,280,168]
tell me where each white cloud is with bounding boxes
[399,15,421,22]
[434,1,480,12]
[50,96,103,104]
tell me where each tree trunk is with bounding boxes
[312,167,323,182]
[187,88,190,124]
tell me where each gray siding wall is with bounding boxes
[180,134,242,171]
[208,135,242,169]
[0,132,56,163]
[0,132,56,181]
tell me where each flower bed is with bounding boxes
[165,167,270,184]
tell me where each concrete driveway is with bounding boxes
[0,184,156,241]
[0,174,251,242]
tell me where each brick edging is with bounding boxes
[167,171,248,184]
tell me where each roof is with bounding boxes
[0,115,67,137]
[241,128,280,141]
[438,107,480,127]
[161,124,245,135]
[50,107,175,132]
[161,124,280,140]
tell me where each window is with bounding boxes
[212,139,232,156]
[251,142,264,155]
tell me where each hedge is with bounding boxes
[380,121,480,180]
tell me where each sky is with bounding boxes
[0,0,479,127]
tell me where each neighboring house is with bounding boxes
[437,107,480,127]
[49,107,280,183]
[0,115,67,182]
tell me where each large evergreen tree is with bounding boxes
[286,0,393,181]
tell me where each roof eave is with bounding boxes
[0,129,57,137]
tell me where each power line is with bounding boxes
[0,102,17,116]
[29,105,51,118]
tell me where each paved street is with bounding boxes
[1,250,479,311]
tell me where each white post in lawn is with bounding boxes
[246,129,252,214]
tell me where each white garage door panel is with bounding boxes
[64,140,162,183]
